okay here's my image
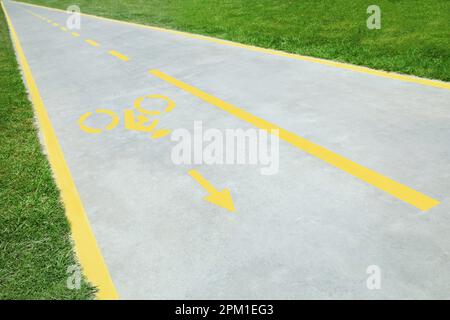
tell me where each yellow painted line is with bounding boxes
[71,31,80,37]
[2,1,118,300]
[60,26,67,32]
[108,50,129,61]
[52,22,59,27]
[85,39,100,47]
[150,69,440,211]
[13,1,450,90]
[188,169,236,212]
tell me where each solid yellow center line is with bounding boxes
[108,50,129,61]
[71,32,80,37]
[149,69,440,212]
[85,39,100,47]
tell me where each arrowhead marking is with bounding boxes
[203,188,236,212]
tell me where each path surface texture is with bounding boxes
[4,0,450,299]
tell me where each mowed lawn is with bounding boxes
[0,0,448,300]
[0,5,94,299]
[21,0,450,81]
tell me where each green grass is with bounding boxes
[20,0,450,81]
[0,0,447,300]
[0,5,95,299]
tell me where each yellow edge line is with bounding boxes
[85,39,99,47]
[1,1,118,300]
[108,50,129,61]
[13,0,450,90]
[150,69,440,212]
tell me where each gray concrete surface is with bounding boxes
[4,0,450,299]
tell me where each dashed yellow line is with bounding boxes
[2,0,118,300]
[150,69,440,211]
[15,0,449,90]
[19,3,441,212]
[24,10,125,62]
[108,50,129,61]
[85,39,100,47]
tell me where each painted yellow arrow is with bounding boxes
[188,169,236,212]
[151,69,440,212]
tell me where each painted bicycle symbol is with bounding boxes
[77,94,175,139]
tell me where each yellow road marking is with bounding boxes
[151,69,440,211]
[2,1,118,300]
[14,1,450,90]
[151,129,171,139]
[60,26,67,32]
[85,39,100,47]
[78,109,120,134]
[71,31,80,37]
[133,94,175,114]
[108,50,129,61]
[188,170,236,212]
[52,22,58,27]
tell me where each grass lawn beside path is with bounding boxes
[19,0,450,81]
[0,0,448,300]
[0,3,94,299]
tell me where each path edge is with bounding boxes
[1,0,119,300]
[12,0,450,90]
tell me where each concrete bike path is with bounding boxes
[4,0,450,299]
